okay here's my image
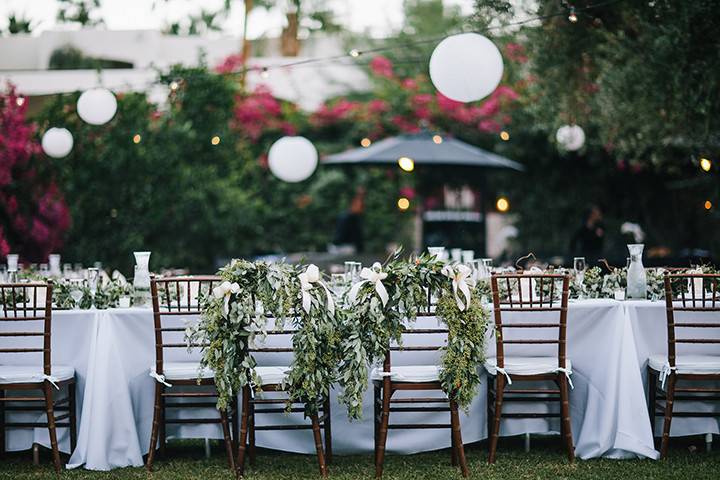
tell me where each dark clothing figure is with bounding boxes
[333,186,366,253]
[570,205,605,259]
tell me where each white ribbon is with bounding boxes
[149,371,173,388]
[494,366,513,385]
[348,262,389,307]
[442,264,476,311]
[299,264,335,315]
[555,367,575,390]
[213,281,241,316]
[660,362,676,389]
[42,375,61,390]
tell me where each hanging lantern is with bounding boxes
[41,128,74,158]
[77,88,118,125]
[556,124,585,151]
[429,33,504,103]
[268,136,318,183]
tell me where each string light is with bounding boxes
[397,197,410,210]
[705,200,713,210]
[432,135,443,144]
[260,67,270,79]
[700,157,712,172]
[132,134,142,144]
[398,156,415,172]
[568,6,578,23]
[16,96,25,107]
[211,135,221,145]
[169,80,179,91]
[496,196,510,212]
[349,49,361,58]
[500,131,510,141]
[360,137,372,147]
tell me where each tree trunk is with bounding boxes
[281,12,300,56]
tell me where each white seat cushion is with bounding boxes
[152,362,214,380]
[370,365,440,383]
[484,357,572,377]
[0,365,74,384]
[648,354,720,375]
[255,366,290,385]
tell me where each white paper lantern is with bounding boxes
[268,136,318,183]
[429,33,504,103]
[41,128,74,158]
[77,88,117,125]
[556,124,586,151]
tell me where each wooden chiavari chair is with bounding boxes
[236,315,331,478]
[146,276,236,471]
[487,273,574,463]
[647,272,720,458]
[0,281,76,472]
[372,283,469,479]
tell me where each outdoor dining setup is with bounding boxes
[1,246,719,477]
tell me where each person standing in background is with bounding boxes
[570,205,605,261]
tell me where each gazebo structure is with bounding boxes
[324,131,523,254]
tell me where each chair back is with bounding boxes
[150,276,220,375]
[0,282,54,376]
[490,273,570,370]
[383,283,448,374]
[663,273,720,368]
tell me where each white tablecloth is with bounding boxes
[626,300,720,437]
[3,300,676,470]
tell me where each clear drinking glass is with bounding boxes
[482,258,494,274]
[573,257,586,297]
[344,261,362,283]
[39,263,49,278]
[6,254,19,272]
[87,268,100,308]
[70,280,84,310]
[427,246,445,260]
[0,265,6,283]
[330,273,347,299]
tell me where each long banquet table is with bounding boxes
[5,299,718,470]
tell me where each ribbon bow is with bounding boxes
[299,264,335,315]
[213,281,240,316]
[348,262,389,307]
[442,264,476,311]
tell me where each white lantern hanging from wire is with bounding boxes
[429,33,504,103]
[555,124,586,151]
[41,128,74,158]
[77,88,117,125]
[267,136,318,183]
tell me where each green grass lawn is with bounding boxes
[2,436,720,480]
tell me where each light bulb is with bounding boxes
[397,197,410,210]
[398,157,415,172]
[496,196,510,212]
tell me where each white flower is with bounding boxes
[213,281,240,316]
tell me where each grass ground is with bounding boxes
[2,436,720,480]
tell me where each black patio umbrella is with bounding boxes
[323,131,523,171]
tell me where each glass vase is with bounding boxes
[626,244,647,299]
[132,251,151,307]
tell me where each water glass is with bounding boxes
[39,263,49,278]
[427,247,445,260]
[7,254,19,272]
[482,258,494,274]
[450,248,462,262]
[344,261,362,283]
[461,250,475,264]
[330,273,347,298]
[573,257,586,296]
[87,268,100,308]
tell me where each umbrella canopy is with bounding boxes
[323,131,524,171]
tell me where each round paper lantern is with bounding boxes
[429,33,504,103]
[268,136,318,183]
[77,88,117,125]
[41,128,74,158]
[556,125,586,151]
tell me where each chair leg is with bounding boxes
[450,398,469,477]
[311,414,328,478]
[373,384,380,465]
[248,400,256,466]
[0,388,5,457]
[159,389,167,457]
[660,374,677,459]
[231,395,239,452]
[323,398,332,465]
[69,381,77,452]
[146,382,163,471]
[486,376,493,441]
[236,387,250,478]
[220,408,236,471]
[43,382,62,473]
[647,367,657,442]
[559,375,575,462]
[451,412,458,467]
[488,374,505,464]
[375,380,391,478]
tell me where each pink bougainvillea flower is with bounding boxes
[478,119,502,133]
[370,55,394,78]
[505,42,528,63]
[214,53,245,74]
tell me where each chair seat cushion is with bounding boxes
[255,366,290,385]
[152,362,214,380]
[484,357,572,376]
[0,365,74,384]
[648,354,720,375]
[370,365,440,383]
